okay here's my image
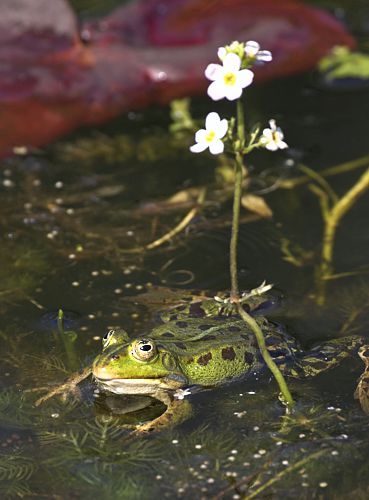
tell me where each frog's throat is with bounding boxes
[94,376,185,395]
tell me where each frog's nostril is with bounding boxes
[111,354,120,361]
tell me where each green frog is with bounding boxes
[92,298,362,433]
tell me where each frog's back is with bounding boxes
[150,316,299,386]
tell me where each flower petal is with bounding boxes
[277,140,288,149]
[257,50,272,62]
[262,129,273,139]
[238,69,254,88]
[207,80,226,101]
[195,129,207,143]
[209,139,224,155]
[224,84,243,101]
[205,112,221,131]
[265,142,278,151]
[205,63,223,81]
[217,47,227,61]
[245,40,260,56]
[223,52,241,72]
[217,119,228,139]
[190,142,209,153]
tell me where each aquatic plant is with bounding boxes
[189,40,294,408]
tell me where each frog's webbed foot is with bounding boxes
[32,366,92,406]
[288,336,364,378]
[132,397,192,435]
[354,345,369,414]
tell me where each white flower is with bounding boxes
[205,53,254,101]
[261,119,288,151]
[174,388,192,400]
[190,112,228,155]
[244,41,272,62]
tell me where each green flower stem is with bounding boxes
[230,157,242,301]
[230,99,294,409]
[237,305,294,409]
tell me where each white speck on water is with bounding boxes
[331,450,339,456]
[231,449,238,455]
[114,289,123,294]
[195,444,202,449]
[172,439,179,444]
[247,391,256,394]
[253,454,261,459]
[234,411,246,418]
[207,478,214,484]
[68,254,76,259]
[228,456,235,462]
[319,482,328,488]
[3,179,14,187]
[253,426,260,432]
[282,460,289,466]
[299,433,306,438]
[156,475,162,480]
[55,181,64,189]
[258,449,266,455]
[51,413,59,418]
[72,281,80,287]
[66,208,75,215]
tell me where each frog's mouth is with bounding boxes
[95,376,166,395]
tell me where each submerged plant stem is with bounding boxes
[317,166,369,305]
[244,449,327,499]
[230,99,294,409]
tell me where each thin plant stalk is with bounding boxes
[230,99,294,409]
[316,166,369,305]
[57,309,79,370]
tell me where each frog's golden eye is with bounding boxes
[132,339,157,361]
[102,329,115,348]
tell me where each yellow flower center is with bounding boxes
[223,72,237,86]
[205,130,215,142]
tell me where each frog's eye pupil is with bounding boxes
[140,344,152,352]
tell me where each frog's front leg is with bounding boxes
[134,391,192,434]
[32,366,92,406]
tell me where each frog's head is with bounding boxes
[93,334,187,395]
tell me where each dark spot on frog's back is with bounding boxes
[221,347,236,361]
[197,352,212,366]
[244,352,254,364]
[228,325,241,333]
[174,342,187,350]
[198,324,215,331]
[161,332,175,338]
[176,321,189,328]
[202,334,217,341]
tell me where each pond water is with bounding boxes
[1,0,369,499]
